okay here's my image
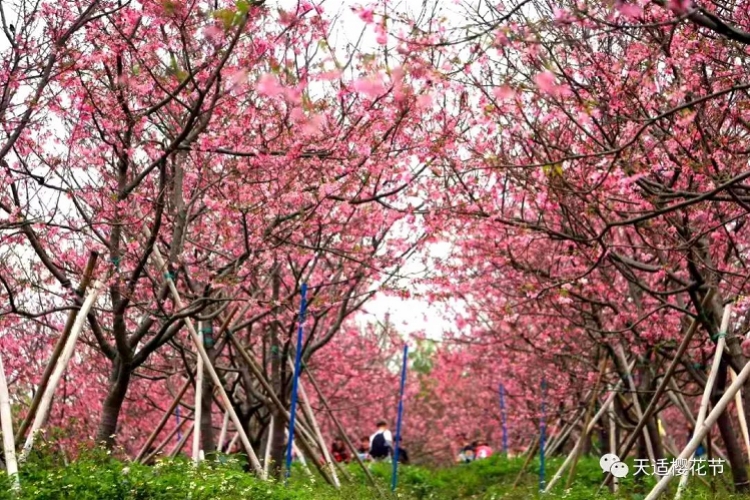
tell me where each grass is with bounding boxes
[0,446,744,499]
[382,454,746,500]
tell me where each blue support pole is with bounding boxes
[391,344,409,492]
[499,383,508,455]
[175,406,182,441]
[285,283,308,482]
[539,378,547,492]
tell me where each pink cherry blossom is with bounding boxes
[615,1,643,19]
[352,76,386,98]
[257,73,284,97]
[534,71,557,95]
[492,85,515,100]
[357,7,375,23]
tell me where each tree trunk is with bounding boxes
[200,319,216,454]
[269,267,286,478]
[96,360,132,448]
[270,410,287,476]
[712,359,750,493]
[645,417,664,459]
[639,362,665,460]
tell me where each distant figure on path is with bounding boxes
[474,440,493,459]
[331,437,350,463]
[455,434,474,463]
[357,436,371,461]
[397,446,410,464]
[369,420,393,461]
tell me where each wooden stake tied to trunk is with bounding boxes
[162,276,264,476]
[544,358,607,493]
[136,304,242,463]
[220,325,336,485]
[133,208,263,476]
[615,344,656,462]
[263,416,273,476]
[142,411,193,464]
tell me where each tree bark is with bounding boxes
[269,267,286,478]
[200,319,216,454]
[96,360,132,448]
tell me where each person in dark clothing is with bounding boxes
[331,437,350,463]
[357,436,370,461]
[369,420,393,461]
[455,434,475,463]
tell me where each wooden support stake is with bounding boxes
[511,435,539,490]
[545,388,594,457]
[227,432,239,452]
[616,344,655,462]
[291,359,340,488]
[299,380,340,487]
[151,250,264,477]
[667,379,696,427]
[170,421,195,458]
[223,332,335,485]
[546,412,580,457]
[143,412,192,464]
[137,211,263,475]
[607,404,618,493]
[263,416,273,476]
[730,368,750,461]
[192,322,204,465]
[286,427,312,477]
[565,358,608,489]
[0,348,19,490]
[675,304,732,499]
[218,410,230,453]
[646,358,750,500]
[15,251,99,445]
[667,377,727,461]
[137,305,239,463]
[20,282,102,462]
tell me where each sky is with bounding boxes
[269,0,459,340]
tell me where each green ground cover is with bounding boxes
[0,449,743,499]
